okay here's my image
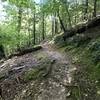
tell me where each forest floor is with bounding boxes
[0,41,76,100]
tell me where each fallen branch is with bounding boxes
[8,45,42,59]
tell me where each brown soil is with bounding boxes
[0,42,76,100]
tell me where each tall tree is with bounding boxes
[84,0,88,19]
[62,0,72,28]
[17,6,22,37]
[52,13,58,36]
[41,0,45,40]
[54,13,58,34]
[57,9,66,32]
[42,11,45,40]
[32,6,36,45]
[93,0,97,17]
[52,15,55,36]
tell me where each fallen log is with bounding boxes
[8,45,42,59]
[63,16,100,39]
[75,16,100,33]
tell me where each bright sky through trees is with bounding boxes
[35,0,40,3]
[0,0,6,21]
[0,0,40,21]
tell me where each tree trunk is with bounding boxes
[66,8,72,28]
[57,11,66,32]
[17,7,22,49]
[0,45,5,59]
[54,12,58,34]
[52,14,54,37]
[93,0,97,17]
[84,0,88,19]
[27,8,31,46]
[64,0,72,28]
[33,11,36,45]
[17,7,22,34]
[42,12,45,40]
[85,0,88,14]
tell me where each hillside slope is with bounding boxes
[54,19,100,100]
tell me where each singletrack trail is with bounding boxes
[0,42,76,100]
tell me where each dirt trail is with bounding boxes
[0,42,76,100]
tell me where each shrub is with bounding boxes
[53,33,67,46]
[92,51,100,64]
[88,39,100,51]
[67,34,91,47]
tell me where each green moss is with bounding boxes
[24,69,39,81]
[71,86,81,100]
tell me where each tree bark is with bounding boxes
[83,0,88,20]
[17,7,22,34]
[8,46,42,59]
[42,12,45,40]
[93,0,97,17]
[52,15,54,37]
[17,7,22,49]
[32,8,36,45]
[33,9,36,45]
[64,16,100,38]
[57,11,66,32]
[54,12,58,34]
[63,0,72,28]
[0,45,5,59]
[84,0,88,15]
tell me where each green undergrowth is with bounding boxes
[55,34,100,99]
